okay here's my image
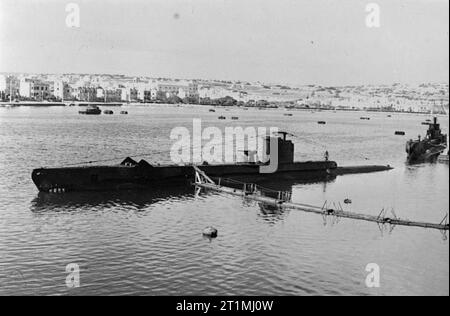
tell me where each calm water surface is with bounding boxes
[0,105,448,295]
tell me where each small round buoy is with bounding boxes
[202,226,218,238]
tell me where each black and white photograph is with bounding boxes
[0,0,448,299]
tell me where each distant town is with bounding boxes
[0,73,448,114]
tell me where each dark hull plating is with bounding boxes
[32,161,338,192]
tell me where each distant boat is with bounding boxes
[120,111,128,115]
[79,105,101,115]
[231,116,239,120]
[395,131,406,136]
[284,113,293,116]
[103,110,114,115]
[218,116,226,120]
[360,117,370,120]
[209,109,216,113]
[317,121,326,125]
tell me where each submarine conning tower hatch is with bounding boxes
[265,131,295,164]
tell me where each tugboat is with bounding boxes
[79,105,101,115]
[406,117,447,163]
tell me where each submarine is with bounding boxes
[406,117,447,164]
[31,132,392,193]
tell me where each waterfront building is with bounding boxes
[178,88,187,99]
[120,87,138,102]
[52,81,71,101]
[0,75,20,101]
[137,87,152,102]
[74,87,97,102]
[96,88,105,100]
[198,86,229,99]
[96,87,121,102]
[19,78,51,100]
[157,80,198,98]
[105,88,122,102]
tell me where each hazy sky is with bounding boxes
[0,0,448,85]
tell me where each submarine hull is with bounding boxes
[406,140,447,164]
[31,161,338,193]
[406,117,448,164]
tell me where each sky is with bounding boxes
[0,0,448,85]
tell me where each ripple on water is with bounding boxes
[0,108,448,295]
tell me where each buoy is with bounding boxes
[202,226,218,238]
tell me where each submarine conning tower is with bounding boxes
[427,117,444,141]
[265,131,295,164]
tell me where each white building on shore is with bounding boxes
[19,78,51,100]
[0,75,20,100]
[52,81,71,101]
[156,80,198,98]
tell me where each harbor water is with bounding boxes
[0,105,448,296]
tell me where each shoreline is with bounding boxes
[0,101,446,116]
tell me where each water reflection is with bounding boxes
[30,186,195,213]
[257,203,290,224]
[233,175,337,224]
[30,174,337,223]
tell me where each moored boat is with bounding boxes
[31,132,393,193]
[406,117,447,163]
[79,105,101,115]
